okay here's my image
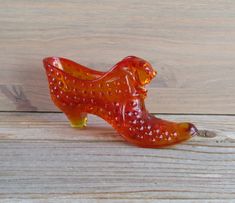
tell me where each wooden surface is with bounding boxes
[0,0,235,113]
[0,1,235,202]
[0,112,235,202]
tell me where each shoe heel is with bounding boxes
[64,109,88,128]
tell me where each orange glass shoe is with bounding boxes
[43,56,198,148]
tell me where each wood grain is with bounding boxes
[0,112,235,201]
[1,1,235,201]
[0,0,235,113]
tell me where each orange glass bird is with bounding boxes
[43,56,198,148]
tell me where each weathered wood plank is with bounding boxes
[0,0,235,113]
[0,199,233,203]
[0,112,234,141]
[0,112,234,201]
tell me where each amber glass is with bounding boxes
[43,56,198,148]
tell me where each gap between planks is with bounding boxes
[1,110,235,116]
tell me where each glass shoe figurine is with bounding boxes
[43,56,198,148]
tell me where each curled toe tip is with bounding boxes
[188,123,199,137]
[178,122,199,137]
